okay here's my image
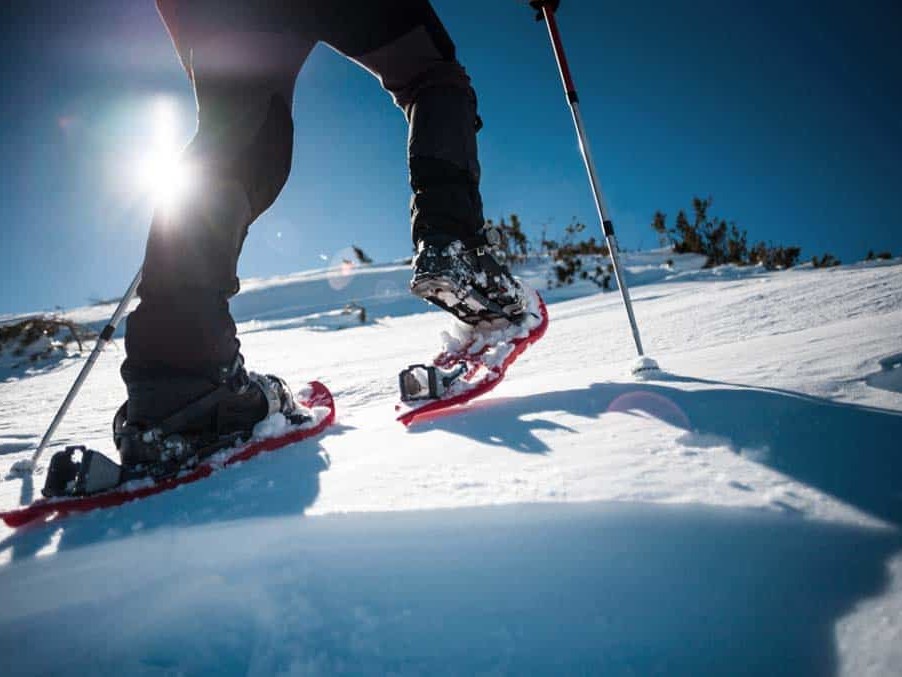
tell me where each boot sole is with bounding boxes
[411,275,527,326]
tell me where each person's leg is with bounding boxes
[315,0,484,246]
[123,5,314,425]
[318,1,526,324]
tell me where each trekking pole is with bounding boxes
[11,267,143,474]
[529,1,658,374]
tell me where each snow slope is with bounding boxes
[1,251,901,675]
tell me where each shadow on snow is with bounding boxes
[0,501,898,675]
[0,425,354,563]
[413,375,902,526]
[1,379,901,674]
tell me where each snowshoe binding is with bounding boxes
[410,228,528,326]
[42,357,309,497]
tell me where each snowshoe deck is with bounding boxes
[1,381,335,528]
[396,285,548,426]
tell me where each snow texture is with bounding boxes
[1,250,902,675]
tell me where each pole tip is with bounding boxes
[631,356,661,379]
[9,458,35,476]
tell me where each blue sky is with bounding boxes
[1,0,900,314]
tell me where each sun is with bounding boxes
[136,149,194,210]
[133,97,194,210]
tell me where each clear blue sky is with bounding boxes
[1,0,900,314]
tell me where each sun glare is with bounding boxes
[137,150,194,210]
[132,97,194,210]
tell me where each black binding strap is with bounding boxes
[130,354,254,440]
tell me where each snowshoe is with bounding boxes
[39,360,310,498]
[397,284,548,425]
[410,229,528,326]
[2,382,335,527]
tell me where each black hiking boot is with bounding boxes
[410,229,527,326]
[115,355,307,477]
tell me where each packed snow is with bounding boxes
[1,249,901,675]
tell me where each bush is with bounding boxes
[485,211,609,288]
[541,220,612,289]
[668,197,748,267]
[0,316,96,368]
[653,197,801,270]
[748,242,802,270]
[651,211,671,248]
[483,214,531,264]
[811,253,841,268]
[865,250,893,261]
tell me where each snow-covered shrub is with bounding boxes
[541,221,612,289]
[0,316,95,370]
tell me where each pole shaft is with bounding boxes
[543,9,578,100]
[541,6,645,356]
[28,268,143,468]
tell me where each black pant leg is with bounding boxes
[125,27,312,378]
[317,0,486,245]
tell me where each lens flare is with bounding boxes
[606,390,691,430]
[327,247,362,291]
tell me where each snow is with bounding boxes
[1,250,901,675]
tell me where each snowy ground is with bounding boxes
[1,251,901,675]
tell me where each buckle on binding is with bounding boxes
[43,445,122,497]
[399,363,467,401]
